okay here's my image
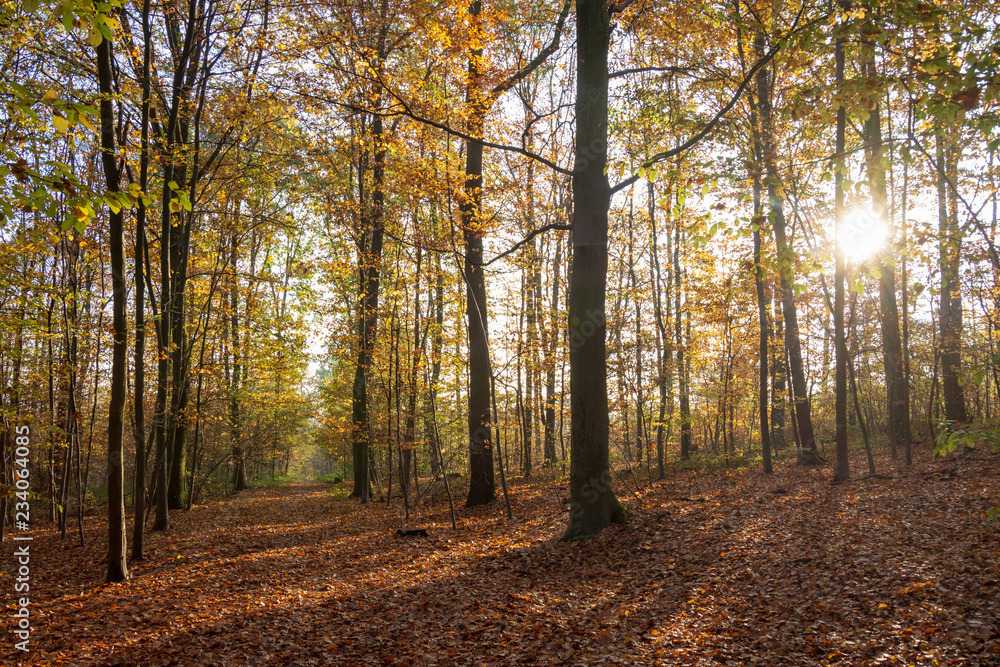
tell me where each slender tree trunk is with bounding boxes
[757,42,818,464]
[428,247,445,478]
[131,0,152,561]
[543,234,561,463]
[675,204,691,459]
[747,34,772,473]
[863,43,908,463]
[649,181,668,479]
[402,247,424,506]
[229,236,247,492]
[901,100,913,459]
[848,294,875,474]
[630,202,645,466]
[936,131,969,425]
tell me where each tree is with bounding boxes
[833,17,849,483]
[562,0,626,541]
[860,9,910,464]
[95,24,128,583]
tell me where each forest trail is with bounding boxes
[3,448,999,666]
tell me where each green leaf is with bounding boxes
[97,18,112,41]
[10,82,31,99]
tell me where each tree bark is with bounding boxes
[562,0,625,541]
[96,32,129,582]
[463,0,496,507]
[936,130,969,424]
[132,0,152,561]
[834,28,849,482]
[756,41,818,464]
[863,42,909,463]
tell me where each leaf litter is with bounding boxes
[2,447,998,666]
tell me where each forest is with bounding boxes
[1,0,999,663]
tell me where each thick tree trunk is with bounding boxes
[834,31,849,482]
[349,0,390,502]
[97,34,128,582]
[463,120,497,506]
[463,0,496,506]
[350,122,386,502]
[562,0,625,541]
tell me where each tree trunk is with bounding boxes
[229,236,248,492]
[834,29,849,482]
[132,0,152,561]
[756,41,818,464]
[562,0,625,541]
[863,43,909,463]
[543,233,561,464]
[463,0,496,507]
[675,203,691,459]
[936,130,969,424]
[747,36,772,473]
[649,181,669,479]
[96,33,128,582]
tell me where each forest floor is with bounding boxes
[2,446,999,666]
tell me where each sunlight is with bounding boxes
[839,208,888,260]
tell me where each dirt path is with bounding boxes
[2,449,998,665]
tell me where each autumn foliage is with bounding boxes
[3,448,998,665]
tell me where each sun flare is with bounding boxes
[839,209,888,260]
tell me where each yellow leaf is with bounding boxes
[44,88,58,102]
[53,114,69,134]
[88,24,102,47]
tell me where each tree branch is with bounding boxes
[610,10,829,195]
[483,223,571,266]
